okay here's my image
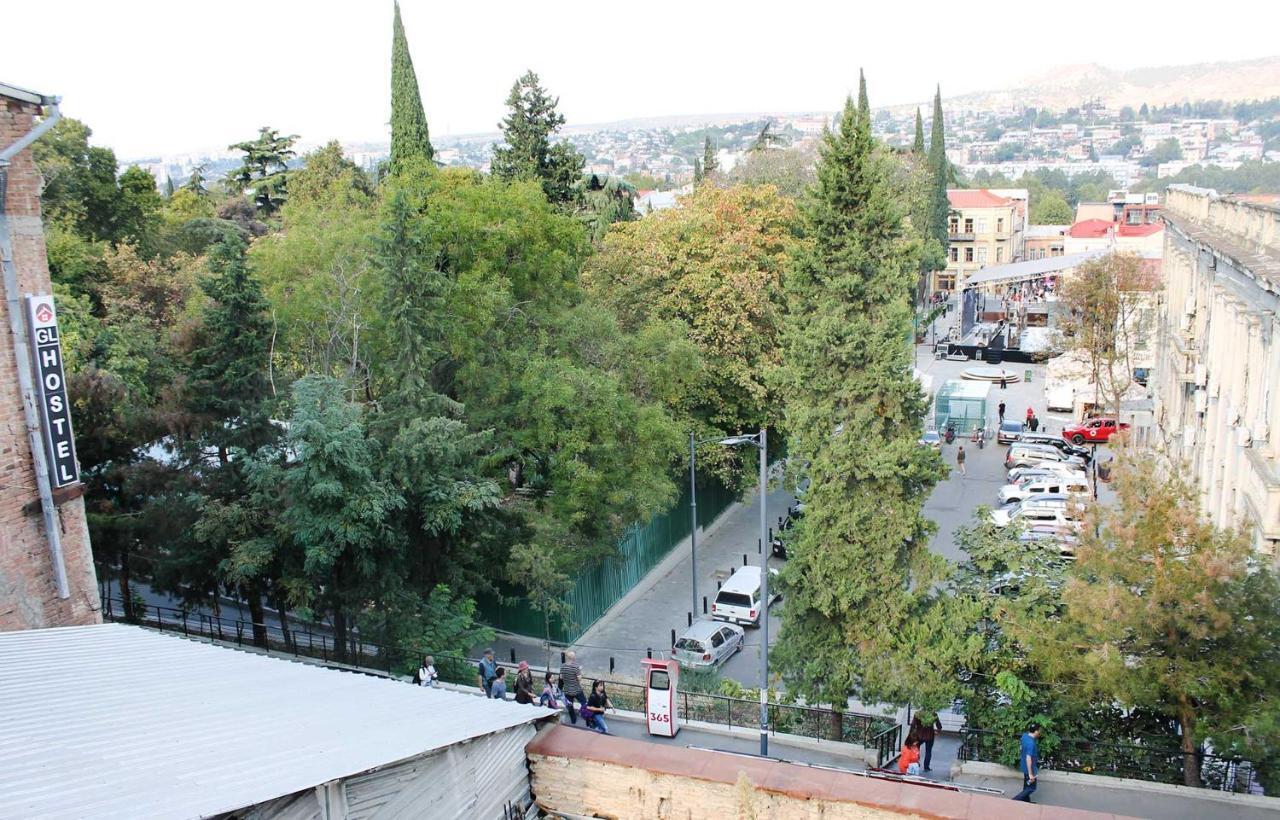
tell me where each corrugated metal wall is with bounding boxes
[241,723,541,819]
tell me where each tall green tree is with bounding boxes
[228,127,298,216]
[702,136,719,179]
[692,157,703,186]
[772,88,946,707]
[912,108,925,154]
[857,69,869,121]
[491,70,585,207]
[389,1,434,173]
[927,85,950,265]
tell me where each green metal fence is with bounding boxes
[476,477,737,643]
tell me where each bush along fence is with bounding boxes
[475,476,737,643]
[958,728,1263,794]
[103,596,893,747]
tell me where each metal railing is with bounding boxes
[103,596,892,747]
[958,728,1262,794]
[874,723,903,769]
[598,680,892,746]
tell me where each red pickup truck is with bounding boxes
[1062,417,1128,445]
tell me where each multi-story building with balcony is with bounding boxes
[1154,185,1280,557]
[934,188,1025,293]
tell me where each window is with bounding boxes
[710,631,724,648]
[715,591,752,608]
[964,247,974,262]
[996,247,1005,263]
[977,247,988,264]
[976,218,988,234]
[674,638,705,653]
[949,218,959,235]
[997,217,1005,233]
[649,670,670,690]
[964,218,974,233]
[950,247,959,262]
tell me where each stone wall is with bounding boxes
[0,92,99,630]
[527,724,1111,819]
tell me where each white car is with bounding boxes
[1006,464,1089,485]
[672,619,745,669]
[990,496,1081,529]
[712,565,781,628]
[998,476,1091,505]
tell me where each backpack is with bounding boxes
[412,667,422,685]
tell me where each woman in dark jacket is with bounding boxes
[513,661,535,705]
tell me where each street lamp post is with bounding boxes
[689,432,699,620]
[719,428,771,756]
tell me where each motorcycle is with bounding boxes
[943,421,956,444]
[976,427,986,449]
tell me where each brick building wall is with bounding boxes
[0,92,100,630]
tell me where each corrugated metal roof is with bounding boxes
[963,250,1108,287]
[0,623,555,819]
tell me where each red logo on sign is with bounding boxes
[34,304,54,324]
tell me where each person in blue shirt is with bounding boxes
[1012,723,1042,802]
[477,648,499,697]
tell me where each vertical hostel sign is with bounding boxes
[25,295,79,487]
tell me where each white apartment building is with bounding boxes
[1155,185,1280,557]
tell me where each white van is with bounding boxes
[711,566,780,628]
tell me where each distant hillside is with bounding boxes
[950,56,1280,111]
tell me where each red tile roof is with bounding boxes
[947,189,1013,209]
[1068,219,1114,238]
[1117,223,1163,237]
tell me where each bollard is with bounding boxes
[561,650,566,664]
[758,538,762,555]
[769,526,774,541]
[743,553,748,567]
[647,647,652,659]
[671,629,677,648]
[717,580,722,590]
[510,648,516,663]
[610,657,615,675]
[687,611,693,627]
[703,596,708,614]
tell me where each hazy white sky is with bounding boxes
[2,0,1276,159]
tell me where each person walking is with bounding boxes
[1029,414,1040,433]
[560,651,586,724]
[998,401,1006,423]
[956,446,966,477]
[898,729,922,775]
[490,667,509,701]
[513,661,535,705]
[1026,406,1034,424]
[477,648,498,698]
[539,672,564,709]
[1012,723,1042,802]
[912,712,944,772]
[415,655,439,688]
[583,680,612,734]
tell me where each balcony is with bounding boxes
[948,233,975,241]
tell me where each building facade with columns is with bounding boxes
[1155,185,1280,557]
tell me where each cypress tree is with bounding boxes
[857,68,870,122]
[773,89,946,706]
[389,1,434,174]
[927,85,950,263]
[692,157,703,186]
[702,136,719,178]
[912,108,925,154]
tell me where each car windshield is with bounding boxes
[674,638,704,652]
[1001,421,1022,431]
[715,592,752,608]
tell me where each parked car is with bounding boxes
[1004,443,1087,469]
[1062,417,1129,445]
[997,419,1025,444]
[990,495,1082,529]
[1006,463,1089,485]
[998,476,1091,505]
[1018,432,1091,462]
[1019,524,1081,558]
[711,566,781,627]
[918,430,942,450]
[672,619,745,669]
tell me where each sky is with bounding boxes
[3,0,1277,160]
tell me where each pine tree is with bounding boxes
[491,70,585,207]
[228,127,297,215]
[912,108,925,154]
[692,157,703,187]
[389,1,434,174]
[773,89,946,706]
[927,86,950,264]
[702,136,719,178]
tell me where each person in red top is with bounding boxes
[898,729,922,775]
